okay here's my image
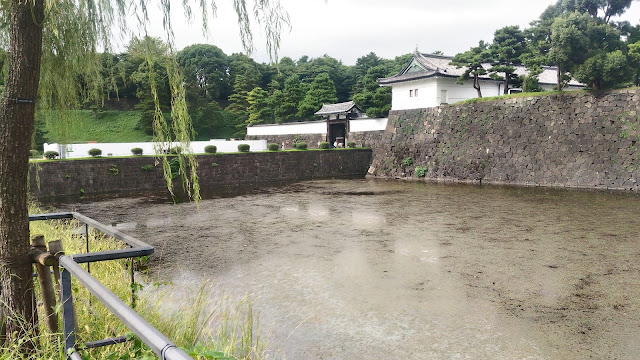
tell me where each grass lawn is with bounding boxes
[41,110,151,143]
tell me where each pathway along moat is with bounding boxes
[61,179,640,359]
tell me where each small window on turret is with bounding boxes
[409,90,413,97]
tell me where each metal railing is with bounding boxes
[29,212,193,360]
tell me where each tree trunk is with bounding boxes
[0,0,45,350]
[557,66,563,91]
[503,74,509,95]
[473,74,482,98]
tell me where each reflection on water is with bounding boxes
[61,179,640,360]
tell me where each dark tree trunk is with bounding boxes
[557,66,563,91]
[0,0,45,350]
[473,74,482,98]
[503,74,509,95]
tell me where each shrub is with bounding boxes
[204,145,217,154]
[347,141,356,148]
[237,144,250,152]
[319,142,330,149]
[169,146,182,154]
[294,142,308,150]
[131,147,143,156]
[415,166,428,178]
[267,143,280,151]
[109,164,119,175]
[88,148,102,157]
[44,151,59,159]
[402,157,413,166]
[29,150,39,158]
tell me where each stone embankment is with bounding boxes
[369,89,640,191]
[29,149,372,199]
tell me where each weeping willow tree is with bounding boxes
[0,0,288,351]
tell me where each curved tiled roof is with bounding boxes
[378,51,583,87]
[315,101,363,115]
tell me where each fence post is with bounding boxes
[31,234,58,333]
[48,240,64,293]
[61,268,76,358]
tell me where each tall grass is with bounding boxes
[0,205,274,359]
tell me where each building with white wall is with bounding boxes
[378,51,584,110]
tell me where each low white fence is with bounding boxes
[43,139,267,159]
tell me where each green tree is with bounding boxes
[489,26,526,94]
[550,11,629,90]
[0,0,287,350]
[177,44,231,103]
[246,87,273,126]
[129,37,172,135]
[297,72,338,119]
[451,40,491,98]
[275,75,305,122]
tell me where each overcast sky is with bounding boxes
[138,0,640,65]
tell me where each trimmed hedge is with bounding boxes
[131,147,143,155]
[237,144,250,152]
[294,142,308,150]
[29,150,40,158]
[204,145,217,154]
[347,141,356,148]
[267,143,280,151]
[319,142,330,149]
[44,151,59,159]
[88,148,102,157]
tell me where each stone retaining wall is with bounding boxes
[30,149,372,199]
[369,89,640,191]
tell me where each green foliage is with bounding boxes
[489,26,526,93]
[29,150,39,158]
[88,148,102,157]
[169,146,182,155]
[294,142,308,150]
[211,162,218,167]
[451,41,490,97]
[141,164,153,171]
[347,141,356,148]
[204,145,217,154]
[246,87,273,126]
[168,157,181,179]
[402,157,413,166]
[237,144,251,152]
[318,142,330,149]
[109,164,119,175]
[44,151,59,159]
[415,166,428,178]
[267,143,280,151]
[297,73,338,119]
[131,147,143,155]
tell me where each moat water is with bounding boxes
[61,179,640,359]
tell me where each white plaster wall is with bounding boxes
[436,77,501,104]
[390,79,438,110]
[247,121,327,136]
[44,139,267,159]
[349,118,388,132]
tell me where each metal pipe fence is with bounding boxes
[29,212,193,360]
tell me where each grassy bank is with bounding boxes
[0,205,272,359]
[40,110,151,144]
